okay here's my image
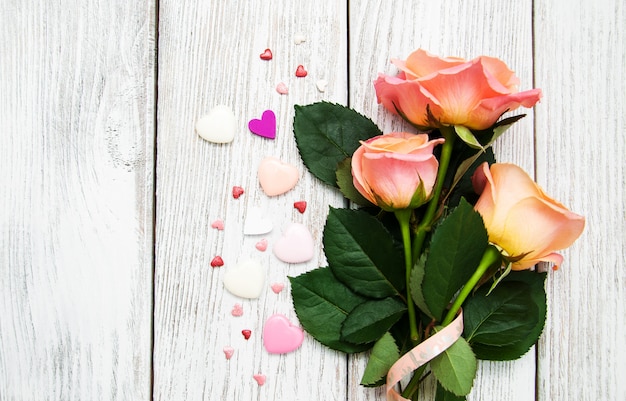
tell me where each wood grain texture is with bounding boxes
[154,1,348,400]
[0,1,155,400]
[347,1,536,400]
[534,1,626,400]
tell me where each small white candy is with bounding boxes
[294,33,306,45]
[243,207,273,235]
[316,79,328,93]
[195,105,237,143]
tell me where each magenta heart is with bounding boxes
[248,110,276,139]
[263,314,304,354]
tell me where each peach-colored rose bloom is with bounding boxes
[374,49,542,130]
[472,162,585,270]
[351,132,444,211]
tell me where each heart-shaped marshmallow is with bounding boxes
[263,314,304,354]
[195,105,237,143]
[243,207,273,235]
[248,110,276,139]
[258,157,299,196]
[222,258,266,299]
[272,223,314,263]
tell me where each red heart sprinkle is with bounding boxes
[210,256,224,268]
[260,48,273,60]
[242,329,252,340]
[295,65,308,77]
[232,186,244,199]
[294,201,307,213]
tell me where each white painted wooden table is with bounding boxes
[1,1,624,400]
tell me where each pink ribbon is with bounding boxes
[386,312,464,401]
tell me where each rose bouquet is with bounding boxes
[288,49,585,400]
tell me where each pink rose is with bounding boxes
[374,49,542,130]
[351,132,445,211]
[472,162,585,270]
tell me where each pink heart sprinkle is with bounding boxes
[211,219,225,230]
[253,374,266,386]
[223,346,234,360]
[293,201,307,213]
[270,282,284,294]
[263,314,304,354]
[242,329,252,340]
[255,238,268,252]
[248,110,276,139]
[232,186,244,199]
[211,256,224,268]
[259,48,273,60]
[276,82,288,94]
[231,303,243,317]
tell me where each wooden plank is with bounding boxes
[154,1,348,400]
[534,1,626,400]
[0,1,155,400]
[347,1,536,400]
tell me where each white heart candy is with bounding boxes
[196,105,237,143]
[243,207,273,235]
[294,34,306,45]
[258,157,299,197]
[273,223,314,263]
[316,79,328,93]
[223,258,266,299]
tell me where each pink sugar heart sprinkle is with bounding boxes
[232,186,244,199]
[211,219,225,230]
[248,110,276,139]
[255,238,268,252]
[210,256,224,268]
[253,374,266,386]
[223,346,235,360]
[276,82,288,94]
[231,303,243,317]
[270,282,284,294]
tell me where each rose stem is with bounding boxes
[411,127,455,264]
[441,245,502,326]
[395,209,419,345]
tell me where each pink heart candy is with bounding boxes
[248,110,276,139]
[255,238,268,252]
[223,346,235,360]
[253,374,266,386]
[270,282,284,294]
[258,157,299,197]
[273,223,314,263]
[263,314,304,354]
[211,219,224,230]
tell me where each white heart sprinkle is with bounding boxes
[294,34,306,45]
[195,105,237,143]
[316,79,328,93]
[243,207,273,235]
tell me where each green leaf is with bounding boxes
[341,297,407,344]
[431,335,477,396]
[435,382,466,401]
[335,158,375,206]
[324,207,405,298]
[293,102,382,186]
[409,254,434,318]
[422,199,488,320]
[466,271,547,360]
[454,125,484,150]
[463,281,538,347]
[289,267,371,353]
[360,332,400,387]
